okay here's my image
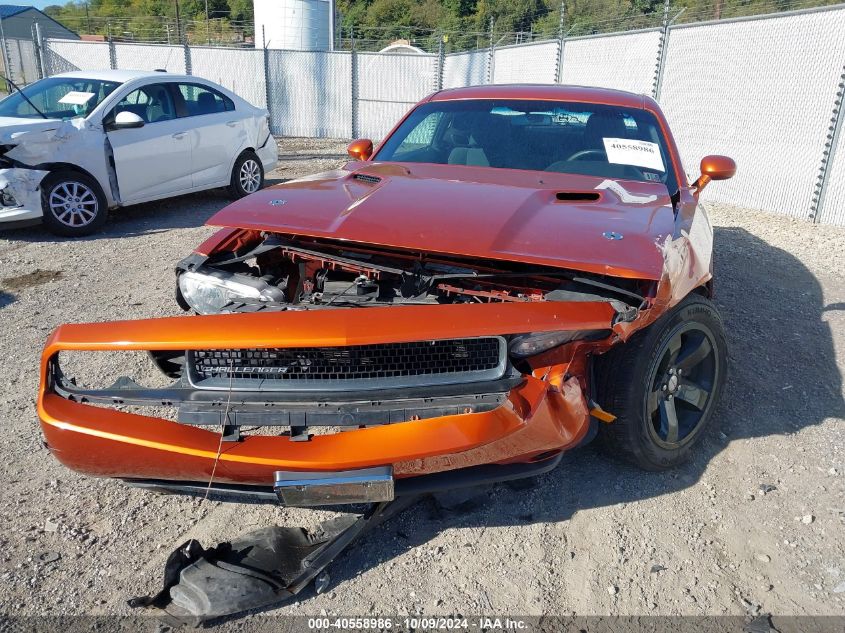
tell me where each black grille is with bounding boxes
[189,338,504,389]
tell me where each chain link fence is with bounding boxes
[492,41,560,84]
[659,8,845,220]
[42,39,110,75]
[113,42,186,74]
[266,49,351,138]
[561,29,662,95]
[442,49,489,90]
[1,4,844,225]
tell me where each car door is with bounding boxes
[106,82,193,203]
[174,82,246,188]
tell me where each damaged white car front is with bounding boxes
[0,71,277,236]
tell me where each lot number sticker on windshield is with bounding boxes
[58,91,96,106]
[603,138,665,172]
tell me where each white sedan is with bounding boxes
[0,69,277,236]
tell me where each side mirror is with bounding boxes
[693,155,736,191]
[111,110,145,130]
[347,138,373,161]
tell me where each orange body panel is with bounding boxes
[38,302,612,485]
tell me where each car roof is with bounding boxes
[52,69,192,83]
[429,84,647,109]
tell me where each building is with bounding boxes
[0,5,78,40]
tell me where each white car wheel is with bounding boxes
[229,151,265,198]
[239,158,262,194]
[40,170,108,237]
[49,181,99,228]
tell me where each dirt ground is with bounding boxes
[0,138,843,624]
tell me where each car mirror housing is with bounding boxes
[112,110,145,130]
[347,139,373,161]
[694,155,736,191]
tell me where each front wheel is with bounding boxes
[40,170,108,237]
[593,294,728,470]
[228,151,264,198]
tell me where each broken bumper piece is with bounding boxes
[0,168,48,226]
[130,496,418,625]
[38,302,614,496]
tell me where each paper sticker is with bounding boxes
[58,91,96,106]
[603,138,665,172]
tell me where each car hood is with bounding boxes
[208,162,677,280]
[0,116,64,142]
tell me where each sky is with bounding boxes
[13,0,55,10]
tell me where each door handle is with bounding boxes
[226,121,238,127]
[172,132,186,139]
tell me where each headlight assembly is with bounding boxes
[177,268,286,315]
[508,329,611,359]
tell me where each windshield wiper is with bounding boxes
[1,74,48,119]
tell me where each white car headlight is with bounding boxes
[508,330,609,359]
[177,269,285,315]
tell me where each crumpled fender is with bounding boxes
[3,118,117,207]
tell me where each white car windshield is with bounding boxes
[0,76,121,120]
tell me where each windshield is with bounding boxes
[0,76,121,120]
[375,99,677,190]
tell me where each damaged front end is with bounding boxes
[0,143,49,225]
[37,226,689,506]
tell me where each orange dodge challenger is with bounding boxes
[38,85,736,506]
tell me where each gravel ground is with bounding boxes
[0,138,843,623]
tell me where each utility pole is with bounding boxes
[174,0,182,43]
[84,0,91,33]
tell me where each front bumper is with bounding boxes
[38,302,614,488]
[0,168,47,226]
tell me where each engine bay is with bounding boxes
[175,232,650,317]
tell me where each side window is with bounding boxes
[178,83,234,117]
[113,84,176,123]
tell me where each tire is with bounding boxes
[593,293,728,471]
[40,170,108,237]
[228,151,264,198]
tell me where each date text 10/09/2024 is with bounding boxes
[307,617,529,630]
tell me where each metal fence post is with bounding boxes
[183,41,192,75]
[351,39,359,138]
[436,33,445,92]
[809,63,845,223]
[107,22,117,70]
[486,17,494,84]
[554,0,565,83]
[651,0,671,100]
[262,26,275,134]
[32,23,45,80]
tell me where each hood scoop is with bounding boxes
[353,173,382,185]
[555,191,601,202]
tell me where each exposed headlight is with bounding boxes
[508,330,610,359]
[177,268,285,315]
